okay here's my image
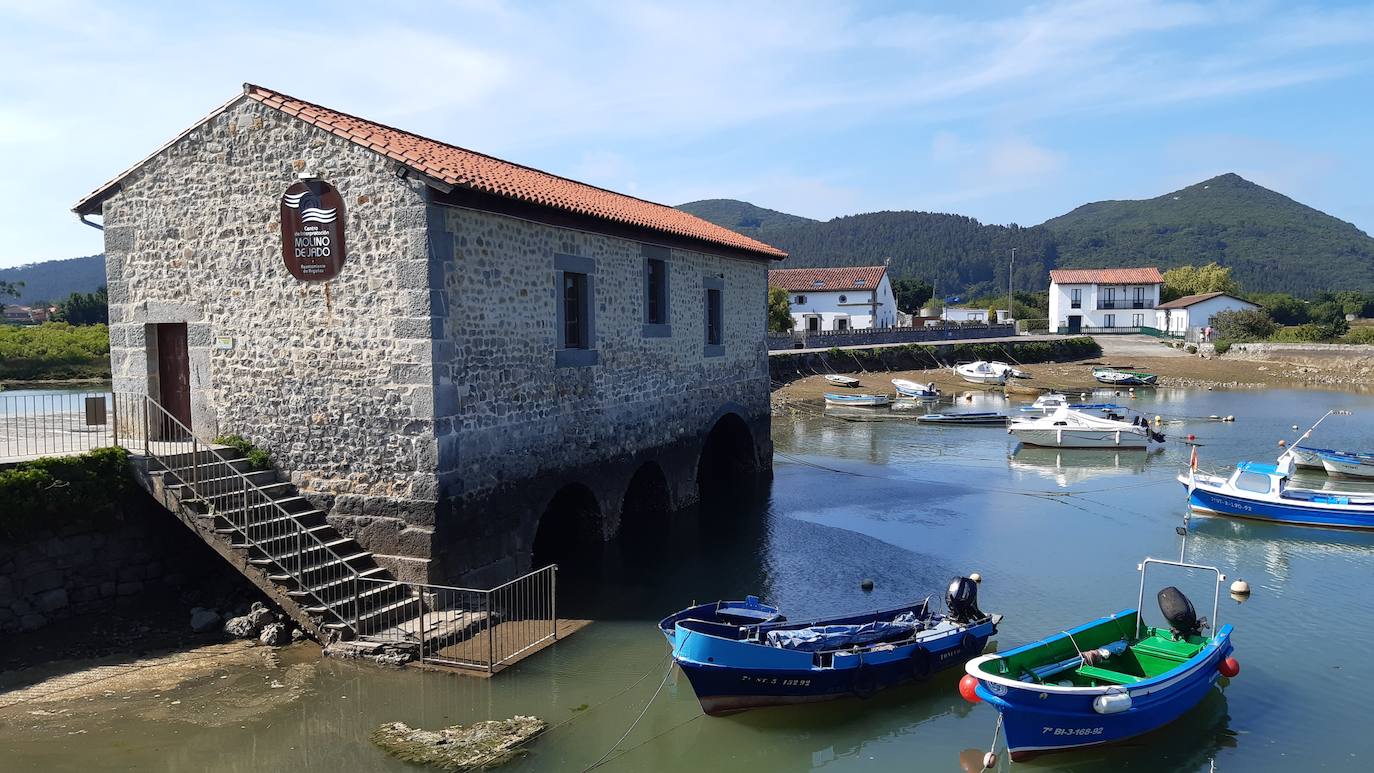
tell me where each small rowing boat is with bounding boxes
[916,412,1008,426]
[955,361,1008,385]
[1008,407,1162,449]
[891,379,940,398]
[658,596,784,646]
[1093,367,1158,386]
[1320,450,1374,479]
[823,393,891,407]
[667,577,1000,714]
[963,558,1237,762]
[1017,394,1123,414]
[824,374,860,388]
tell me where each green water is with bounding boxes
[6,387,1374,771]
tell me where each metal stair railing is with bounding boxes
[116,392,365,635]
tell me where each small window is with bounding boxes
[1235,472,1271,494]
[645,258,667,325]
[855,279,866,286]
[706,289,722,344]
[1071,288,1082,309]
[812,280,823,288]
[839,295,847,303]
[563,272,589,349]
[835,317,848,331]
[704,276,724,356]
[1104,313,1116,327]
[555,253,597,367]
[795,294,806,304]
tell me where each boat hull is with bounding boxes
[1011,428,1149,448]
[676,619,997,715]
[1289,446,1328,470]
[1320,454,1374,478]
[1185,480,1374,529]
[975,628,1233,760]
[824,394,890,407]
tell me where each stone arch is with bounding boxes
[531,482,603,572]
[618,461,673,549]
[696,411,760,501]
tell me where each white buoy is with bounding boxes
[969,572,983,584]
[1230,579,1251,596]
[983,751,998,769]
[1291,424,1299,431]
[1225,415,1235,422]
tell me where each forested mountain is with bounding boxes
[678,203,1054,299]
[0,255,105,304]
[1045,174,1374,295]
[681,174,1374,297]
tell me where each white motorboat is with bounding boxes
[1008,406,1158,448]
[988,361,1031,379]
[824,374,860,388]
[1017,394,1125,414]
[891,379,939,398]
[954,361,1008,386]
[1320,451,1374,479]
[823,392,891,407]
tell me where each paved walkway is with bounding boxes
[770,333,1070,356]
[1094,334,1191,359]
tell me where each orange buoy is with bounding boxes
[1278,439,1287,447]
[1187,434,1196,441]
[959,674,982,703]
[1219,657,1240,678]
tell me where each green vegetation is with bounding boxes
[214,434,273,471]
[0,280,22,313]
[0,322,110,381]
[1213,308,1277,342]
[51,286,109,325]
[0,255,105,306]
[1161,263,1239,302]
[892,278,934,313]
[767,287,793,333]
[1342,327,1374,345]
[0,447,135,542]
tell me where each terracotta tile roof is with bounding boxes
[768,265,888,292]
[75,84,786,260]
[1049,267,1163,285]
[1155,291,1255,309]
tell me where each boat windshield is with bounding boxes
[1234,471,1272,494]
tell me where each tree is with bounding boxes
[0,280,22,314]
[1160,263,1239,302]
[1250,292,1309,326]
[1213,308,1277,342]
[51,286,108,325]
[767,287,793,333]
[891,278,934,314]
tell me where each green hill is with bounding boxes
[0,255,106,305]
[679,174,1374,297]
[1044,173,1374,295]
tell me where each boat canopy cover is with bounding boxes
[1236,462,1280,475]
[765,611,923,651]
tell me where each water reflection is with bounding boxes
[1008,446,1164,487]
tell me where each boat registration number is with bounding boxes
[1042,727,1104,736]
[741,676,811,687]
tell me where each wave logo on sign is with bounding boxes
[282,191,337,224]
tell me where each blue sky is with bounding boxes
[2,0,1373,268]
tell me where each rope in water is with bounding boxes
[581,654,678,771]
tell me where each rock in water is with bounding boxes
[259,622,289,646]
[224,615,257,639]
[246,602,276,629]
[370,717,546,770]
[190,607,221,633]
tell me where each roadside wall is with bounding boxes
[767,337,1102,387]
[767,323,1015,351]
[1225,343,1374,369]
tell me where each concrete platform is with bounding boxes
[417,618,592,678]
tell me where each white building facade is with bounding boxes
[769,266,897,332]
[1048,267,1164,333]
[1155,292,1259,337]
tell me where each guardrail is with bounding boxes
[0,390,115,463]
[359,564,558,672]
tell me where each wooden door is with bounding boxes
[156,323,192,431]
[1067,315,1082,333]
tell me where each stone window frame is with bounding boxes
[703,274,725,357]
[641,244,672,338]
[554,253,598,368]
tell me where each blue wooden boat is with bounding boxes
[823,392,891,407]
[657,596,784,646]
[667,578,999,715]
[963,558,1237,761]
[915,412,1008,425]
[1181,461,1374,529]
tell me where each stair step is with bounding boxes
[190,496,315,517]
[164,468,280,490]
[250,550,372,575]
[286,566,388,596]
[303,582,404,614]
[247,538,356,566]
[169,478,290,500]
[228,524,334,549]
[324,596,424,633]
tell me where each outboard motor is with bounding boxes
[1157,586,1205,639]
[1150,429,1166,443]
[946,577,984,624]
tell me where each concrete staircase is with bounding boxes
[135,443,422,641]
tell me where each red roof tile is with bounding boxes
[768,266,888,292]
[74,85,786,260]
[1048,267,1163,285]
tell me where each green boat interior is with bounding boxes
[977,611,1208,688]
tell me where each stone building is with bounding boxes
[74,84,786,584]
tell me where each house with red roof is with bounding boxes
[1047,267,1164,333]
[73,84,785,585]
[768,265,896,332]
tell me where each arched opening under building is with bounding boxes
[531,483,604,575]
[696,412,760,502]
[617,462,673,562]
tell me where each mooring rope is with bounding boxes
[581,649,679,771]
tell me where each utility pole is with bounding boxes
[1007,247,1016,325]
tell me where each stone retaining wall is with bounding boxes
[1225,342,1374,367]
[767,323,1015,351]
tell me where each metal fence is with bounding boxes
[0,390,117,463]
[359,564,558,672]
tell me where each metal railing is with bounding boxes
[1,390,115,463]
[359,564,558,672]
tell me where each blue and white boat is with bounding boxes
[1319,450,1374,479]
[657,597,784,646]
[891,378,940,398]
[1017,393,1123,414]
[823,392,891,407]
[666,578,999,715]
[1181,461,1374,529]
[963,558,1237,761]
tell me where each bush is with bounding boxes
[0,447,134,542]
[1270,323,1345,342]
[0,322,110,380]
[1341,327,1374,345]
[214,434,274,472]
[1185,345,1197,354]
[1213,309,1277,342]
[1213,340,1232,355]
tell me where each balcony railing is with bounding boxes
[1097,301,1150,310]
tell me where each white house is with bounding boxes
[1048,267,1163,333]
[1155,292,1259,338]
[942,306,991,323]
[769,266,897,332]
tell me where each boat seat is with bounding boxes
[718,607,778,624]
[1075,664,1142,685]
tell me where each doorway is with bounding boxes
[155,323,192,433]
[1067,315,1082,333]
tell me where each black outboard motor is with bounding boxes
[947,577,984,624]
[1157,586,1205,639]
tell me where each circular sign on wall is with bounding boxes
[280,179,346,281]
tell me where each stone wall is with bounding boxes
[101,98,439,580]
[428,205,773,582]
[767,323,1017,351]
